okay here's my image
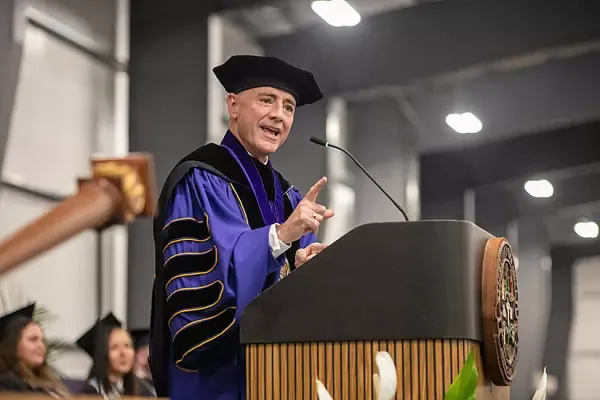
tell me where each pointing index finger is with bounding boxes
[304,177,327,202]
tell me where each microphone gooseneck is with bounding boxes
[309,136,410,222]
[309,136,329,147]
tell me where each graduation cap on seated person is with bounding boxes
[76,312,123,357]
[0,303,36,338]
[130,328,150,350]
[213,55,324,107]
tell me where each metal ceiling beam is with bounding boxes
[344,38,600,102]
[212,0,289,13]
[475,173,600,228]
[551,240,600,265]
[419,119,600,200]
[260,0,600,96]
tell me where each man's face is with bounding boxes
[227,86,296,161]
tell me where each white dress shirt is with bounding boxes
[269,224,291,258]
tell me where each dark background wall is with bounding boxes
[347,98,416,226]
[270,100,328,196]
[127,0,212,327]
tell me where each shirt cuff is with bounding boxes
[269,224,291,259]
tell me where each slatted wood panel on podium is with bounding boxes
[246,339,509,400]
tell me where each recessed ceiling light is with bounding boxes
[574,220,599,239]
[524,179,554,198]
[311,0,361,27]
[445,112,482,134]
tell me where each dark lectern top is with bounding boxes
[239,220,492,344]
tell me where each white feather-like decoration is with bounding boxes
[316,379,334,400]
[532,367,548,400]
[316,351,398,400]
[374,351,397,400]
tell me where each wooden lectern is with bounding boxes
[240,221,519,399]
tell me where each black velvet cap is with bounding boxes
[130,328,150,349]
[0,303,35,338]
[213,55,323,106]
[76,313,122,357]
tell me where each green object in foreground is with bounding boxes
[445,350,479,400]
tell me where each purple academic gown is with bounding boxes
[161,134,316,400]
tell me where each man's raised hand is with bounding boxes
[276,177,334,244]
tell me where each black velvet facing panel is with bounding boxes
[283,191,301,272]
[230,182,265,231]
[162,215,211,246]
[240,220,493,344]
[176,142,288,231]
[166,280,224,326]
[171,307,236,371]
[163,246,218,287]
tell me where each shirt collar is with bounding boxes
[248,152,268,165]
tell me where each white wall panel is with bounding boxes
[3,24,112,196]
[0,0,120,379]
[0,187,97,342]
[568,256,600,399]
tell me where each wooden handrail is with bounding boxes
[0,180,120,275]
[0,154,156,277]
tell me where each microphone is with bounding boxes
[310,136,410,222]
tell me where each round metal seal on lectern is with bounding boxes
[481,237,519,386]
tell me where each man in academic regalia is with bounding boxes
[149,55,334,399]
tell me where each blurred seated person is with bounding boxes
[76,313,155,398]
[0,303,70,397]
[131,329,152,386]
